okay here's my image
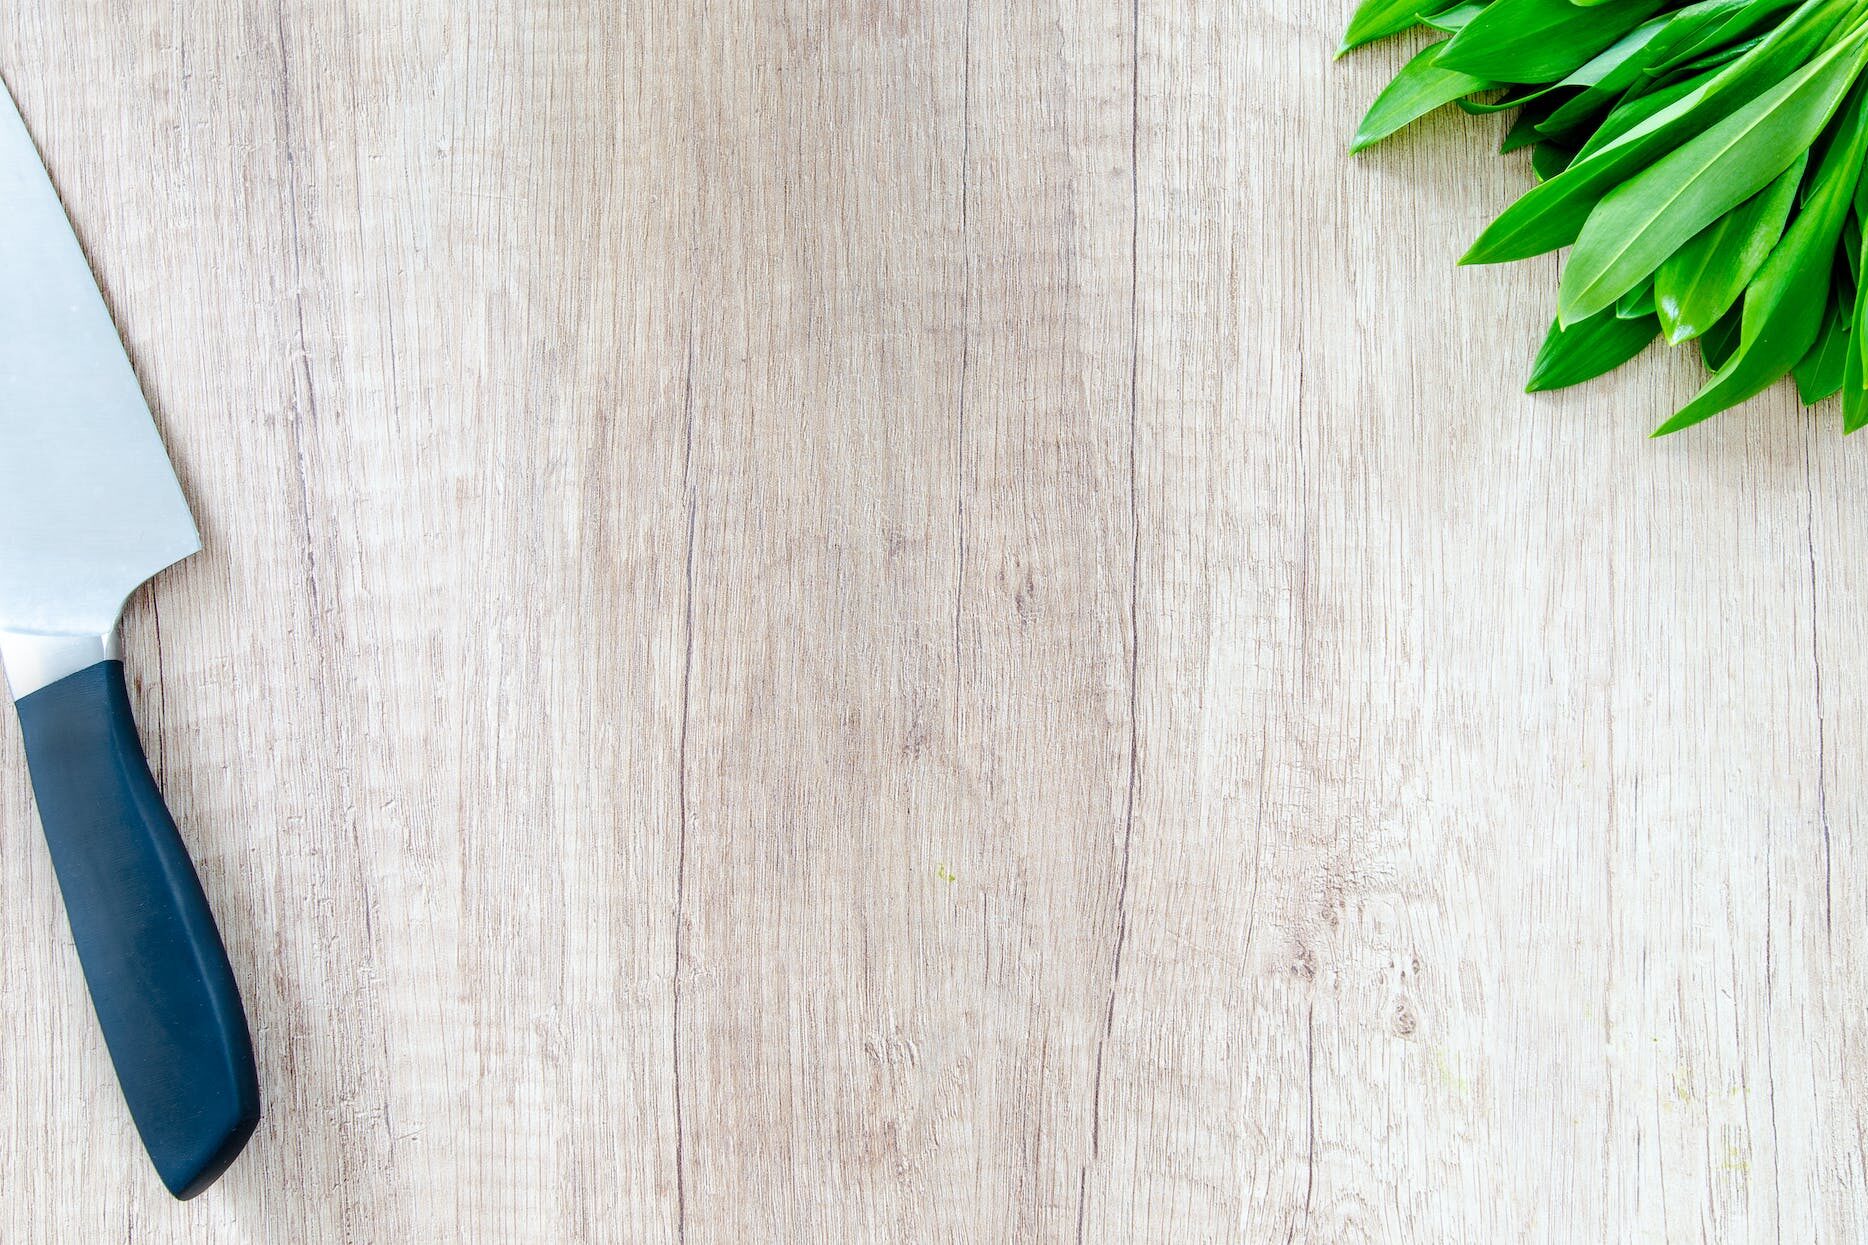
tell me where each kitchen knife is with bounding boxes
[0,76,258,1197]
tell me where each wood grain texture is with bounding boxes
[0,1,1862,1240]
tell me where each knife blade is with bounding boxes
[0,75,257,1198]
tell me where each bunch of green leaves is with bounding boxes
[1343,0,1868,432]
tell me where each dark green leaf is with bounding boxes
[1699,302,1745,369]
[1655,75,1868,434]
[1653,150,1806,343]
[1559,27,1868,325]
[1531,138,1577,177]
[1352,41,1498,152]
[1845,275,1868,429]
[1502,102,1557,150]
[1438,0,1669,83]
[1527,308,1661,390]
[1793,291,1849,402]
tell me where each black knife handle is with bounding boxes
[15,659,258,1198]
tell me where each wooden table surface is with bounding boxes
[1,2,1864,1241]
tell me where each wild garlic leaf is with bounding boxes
[1352,42,1498,152]
[1532,139,1577,177]
[1654,75,1868,434]
[1844,275,1868,429]
[1700,302,1746,369]
[1424,2,1491,30]
[1558,26,1868,325]
[1569,65,1726,159]
[1464,15,1673,114]
[1646,0,1803,74]
[1342,0,1435,54]
[1439,0,1670,82]
[1665,34,1770,75]
[1617,281,1659,316]
[1526,309,1662,390]
[1653,149,1807,342]
[1853,166,1868,374]
[1793,290,1850,401]
[1502,103,1557,150]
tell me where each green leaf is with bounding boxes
[1502,102,1556,150]
[1793,291,1850,402]
[1341,0,1433,53]
[1438,0,1669,83]
[1655,75,1868,434]
[1557,25,1868,326]
[1616,281,1657,317]
[1645,0,1802,76]
[1853,167,1868,376]
[1569,65,1723,160]
[1462,0,1857,263]
[1531,138,1577,178]
[1666,34,1768,76]
[1653,150,1806,343]
[1845,275,1868,429]
[1522,15,1678,133]
[1351,41,1498,152]
[1462,14,1672,114]
[1457,89,1534,114]
[1423,1,1490,30]
[1527,308,1661,390]
[1700,302,1745,369]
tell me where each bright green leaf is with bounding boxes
[1527,308,1661,390]
[1569,65,1725,160]
[1352,41,1498,152]
[1523,16,1678,133]
[1653,150,1806,343]
[1341,0,1434,54]
[1424,2,1490,30]
[1617,281,1658,317]
[1463,14,1672,115]
[1439,0,1669,82]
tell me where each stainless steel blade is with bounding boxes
[0,76,197,663]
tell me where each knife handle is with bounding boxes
[14,658,258,1198]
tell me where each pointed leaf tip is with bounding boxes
[1652,406,1714,437]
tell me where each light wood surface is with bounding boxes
[0,2,1863,1241]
